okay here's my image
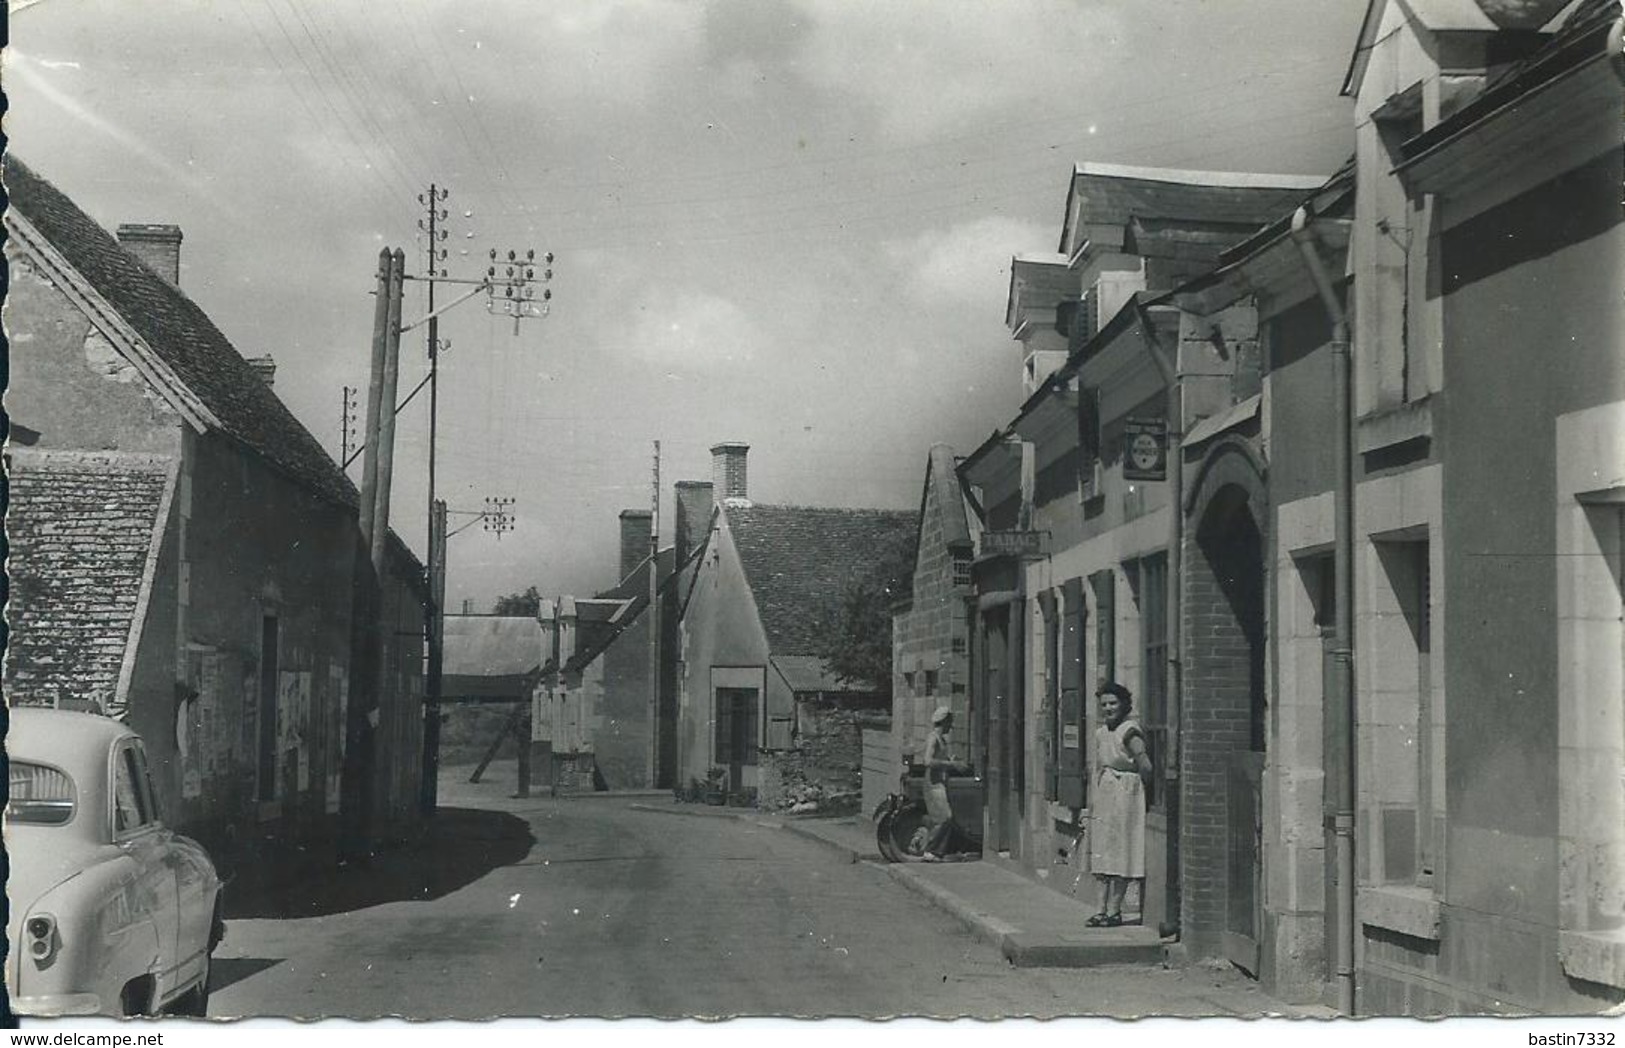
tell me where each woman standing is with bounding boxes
[1088,681,1152,927]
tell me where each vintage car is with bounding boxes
[873,756,984,862]
[5,707,225,1018]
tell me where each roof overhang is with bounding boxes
[1006,252,1074,334]
[959,291,1154,485]
[4,210,218,435]
[1397,18,1622,196]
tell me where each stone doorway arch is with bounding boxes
[1181,436,1269,974]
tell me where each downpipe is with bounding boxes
[1290,206,1356,1016]
[1134,297,1183,941]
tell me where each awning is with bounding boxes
[1183,393,1261,449]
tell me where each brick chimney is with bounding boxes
[674,480,714,564]
[116,224,183,287]
[618,509,652,583]
[710,442,749,502]
[247,355,277,388]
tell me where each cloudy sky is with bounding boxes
[6,0,1362,607]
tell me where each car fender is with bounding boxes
[42,853,161,1014]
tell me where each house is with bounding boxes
[887,444,979,800]
[958,163,1327,942]
[1128,0,1625,1013]
[677,443,914,805]
[1337,0,1621,1013]
[2,155,427,867]
[1158,162,1357,998]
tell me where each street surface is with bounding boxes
[209,764,1292,1020]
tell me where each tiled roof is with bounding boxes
[441,615,542,679]
[4,450,174,714]
[771,654,878,695]
[727,504,916,656]
[3,154,358,510]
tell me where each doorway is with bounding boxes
[1192,485,1267,974]
[714,688,758,793]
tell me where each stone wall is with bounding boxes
[759,700,870,812]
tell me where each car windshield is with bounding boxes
[6,761,77,826]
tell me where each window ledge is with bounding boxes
[1358,885,1441,940]
[1357,397,1434,455]
[1559,928,1625,990]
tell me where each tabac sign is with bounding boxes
[981,530,1050,558]
[1122,417,1167,482]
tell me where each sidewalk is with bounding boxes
[666,806,1337,1014]
[773,813,1161,968]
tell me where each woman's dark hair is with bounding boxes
[1097,681,1133,712]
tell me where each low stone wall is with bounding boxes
[758,701,873,813]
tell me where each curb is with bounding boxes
[560,790,672,801]
[883,864,1020,955]
[881,864,1165,969]
[775,819,873,864]
[626,802,751,821]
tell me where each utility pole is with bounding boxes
[420,184,451,818]
[347,247,402,860]
[347,202,554,822]
[648,440,661,787]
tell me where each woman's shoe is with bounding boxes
[1101,913,1124,927]
[1085,912,1111,927]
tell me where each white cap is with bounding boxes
[931,706,953,725]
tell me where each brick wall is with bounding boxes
[1180,498,1267,958]
[892,469,971,766]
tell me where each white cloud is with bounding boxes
[624,287,764,368]
[886,215,1051,306]
[446,0,711,111]
[790,0,1123,139]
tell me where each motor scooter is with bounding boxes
[873,756,984,862]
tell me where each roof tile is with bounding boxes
[727,504,915,656]
[3,154,358,509]
[4,451,173,713]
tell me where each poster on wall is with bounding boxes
[278,670,313,794]
[327,665,346,813]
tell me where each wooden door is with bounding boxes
[983,609,1009,853]
[1224,751,1265,975]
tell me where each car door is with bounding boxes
[112,742,181,1001]
[137,743,214,985]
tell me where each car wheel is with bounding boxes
[885,807,928,859]
[120,977,156,1018]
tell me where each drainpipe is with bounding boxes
[1134,297,1182,940]
[1289,207,1356,1016]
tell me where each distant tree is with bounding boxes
[492,585,542,617]
[813,531,917,701]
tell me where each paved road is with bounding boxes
[208,768,1289,1020]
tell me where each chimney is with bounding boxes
[537,598,558,667]
[674,480,714,563]
[710,442,749,502]
[557,595,578,661]
[618,509,652,583]
[247,355,277,388]
[116,224,183,287]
